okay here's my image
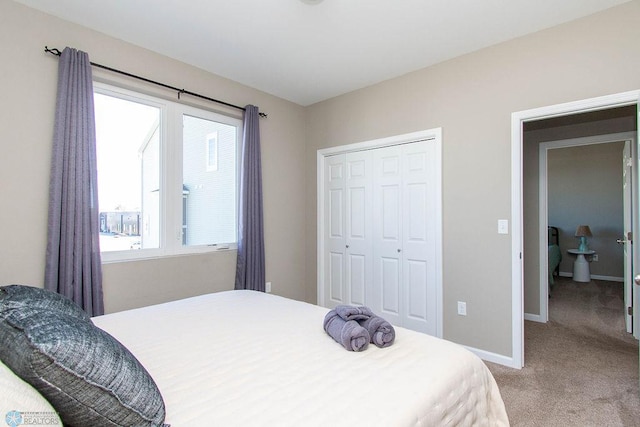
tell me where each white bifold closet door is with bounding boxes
[323,140,437,335]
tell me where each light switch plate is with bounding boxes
[498,219,509,234]
[457,301,467,316]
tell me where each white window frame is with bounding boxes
[206,132,219,172]
[94,82,241,263]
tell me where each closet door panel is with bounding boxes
[373,146,403,324]
[406,183,427,240]
[348,254,366,305]
[347,184,367,305]
[345,151,372,306]
[381,257,401,314]
[329,252,345,302]
[406,259,428,322]
[382,186,401,240]
[402,141,436,334]
[329,189,344,238]
[325,155,346,306]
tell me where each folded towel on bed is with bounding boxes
[334,305,375,321]
[324,305,396,351]
[323,310,370,352]
[360,315,395,348]
[333,305,395,348]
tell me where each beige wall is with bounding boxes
[0,0,307,312]
[305,1,640,356]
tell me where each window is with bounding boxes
[94,83,241,262]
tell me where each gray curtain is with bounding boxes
[235,105,265,291]
[45,47,104,316]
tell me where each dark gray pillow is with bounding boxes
[0,285,91,322]
[0,300,167,426]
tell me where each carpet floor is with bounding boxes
[486,277,639,426]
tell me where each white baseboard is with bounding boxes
[524,312,544,323]
[463,345,520,369]
[591,274,624,282]
[558,271,623,282]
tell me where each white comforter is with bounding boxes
[93,290,509,426]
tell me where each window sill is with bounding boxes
[100,245,237,264]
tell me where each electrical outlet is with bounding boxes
[265,282,272,293]
[457,301,467,316]
[592,254,598,262]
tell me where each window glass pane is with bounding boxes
[182,114,237,246]
[94,93,160,252]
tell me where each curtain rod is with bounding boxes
[44,46,267,118]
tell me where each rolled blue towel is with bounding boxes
[360,315,395,348]
[334,305,375,321]
[323,310,370,352]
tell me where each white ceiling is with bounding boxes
[14,0,631,106]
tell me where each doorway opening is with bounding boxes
[528,116,637,328]
[537,133,636,328]
[510,91,640,368]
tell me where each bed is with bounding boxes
[1,288,509,426]
[548,226,562,288]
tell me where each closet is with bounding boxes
[318,131,442,336]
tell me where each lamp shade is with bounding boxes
[575,225,592,237]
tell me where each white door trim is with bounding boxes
[317,128,443,338]
[511,90,640,368]
[535,132,636,325]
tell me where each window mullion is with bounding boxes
[163,104,183,254]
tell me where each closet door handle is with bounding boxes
[397,249,401,253]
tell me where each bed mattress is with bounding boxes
[93,290,509,426]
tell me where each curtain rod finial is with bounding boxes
[44,46,62,56]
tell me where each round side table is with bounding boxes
[567,249,596,283]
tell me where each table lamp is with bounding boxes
[575,225,592,252]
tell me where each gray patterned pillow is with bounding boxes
[0,285,91,322]
[0,293,167,427]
